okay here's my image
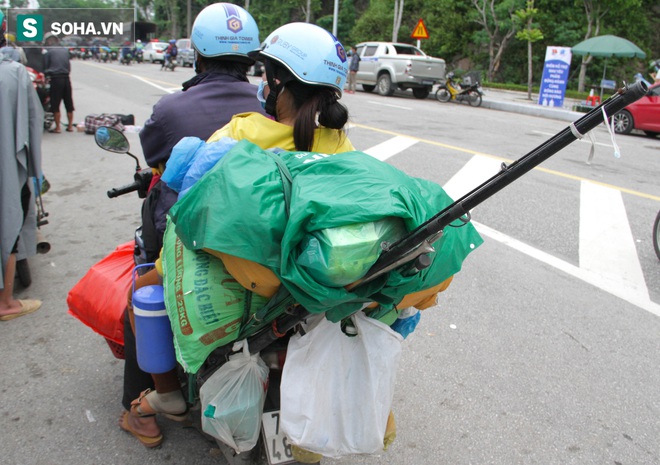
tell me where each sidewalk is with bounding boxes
[480,87,586,122]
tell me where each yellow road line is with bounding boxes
[351,122,660,202]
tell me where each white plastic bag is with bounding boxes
[200,340,269,453]
[280,311,403,458]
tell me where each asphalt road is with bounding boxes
[2,58,660,465]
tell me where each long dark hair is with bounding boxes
[265,59,349,151]
[287,80,349,152]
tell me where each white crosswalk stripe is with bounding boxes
[579,181,649,297]
[363,136,659,315]
[363,136,418,161]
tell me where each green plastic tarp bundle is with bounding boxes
[168,140,483,322]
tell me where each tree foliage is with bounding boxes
[35,0,657,89]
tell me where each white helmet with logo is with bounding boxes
[253,22,348,95]
[191,3,260,63]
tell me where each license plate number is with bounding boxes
[262,411,296,465]
[421,80,434,85]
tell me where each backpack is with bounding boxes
[170,45,178,57]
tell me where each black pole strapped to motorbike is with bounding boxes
[348,80,649,290]
[210,81,648,361]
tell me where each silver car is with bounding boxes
[143,42,168,64]
[176,38,194,67]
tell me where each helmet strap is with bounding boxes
[264,59,280,117]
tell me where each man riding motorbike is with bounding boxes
[161,39,177,70]
[125,20,354,448]
[119,2,266,448]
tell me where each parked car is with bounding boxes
[143,41,168,64]
[176,38,194,67]
[355,42,446,99]
[612,82,660,137]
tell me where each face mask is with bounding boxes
[256,80,267,109]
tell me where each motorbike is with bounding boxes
[134,50,144,64]
[15,177,50,288]
[120,50,133,66]
[93,127,307,465]
[88,80,648,465]
[26,66,55,131]
[435,71,484,107]
[161,56,177,71]
[654,211,660,260]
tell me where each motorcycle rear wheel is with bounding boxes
[435,87,451,103]
[467,90,482,107]
[653,210,660,260]
[16,258,32,288]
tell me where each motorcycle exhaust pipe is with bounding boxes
[36,230,51,254]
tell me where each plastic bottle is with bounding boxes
[390,307,420,339]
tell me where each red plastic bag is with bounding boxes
[67,241,134,346]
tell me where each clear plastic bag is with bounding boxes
[280,312,403,458]
[200,340,269,453]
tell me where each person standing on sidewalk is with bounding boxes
[43,32,75,133]
[0,12,43,320]
[347,45,360,94]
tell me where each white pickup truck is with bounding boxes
[354,41,446,99]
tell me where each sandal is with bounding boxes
[119,411,163,448]
[130,389,189,422]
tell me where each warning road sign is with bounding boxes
[411,18,429,39]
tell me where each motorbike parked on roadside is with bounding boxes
[435,71,484,107]
[26,66,55,131]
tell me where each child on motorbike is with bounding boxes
[126,22,354,445]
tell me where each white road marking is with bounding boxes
[442,154,503,201]
[475,221,660,318]
[366,100,412,110]
[579,180,649,296]
[132,75,177,94]
[441,155,657,316]
[364,135,418,161]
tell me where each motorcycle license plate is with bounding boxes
[261,411,296,465]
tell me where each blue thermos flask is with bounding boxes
[132,264,177,374]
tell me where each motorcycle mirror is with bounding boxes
[95,126,143,170]
[95,126,129,153]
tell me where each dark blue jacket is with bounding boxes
[140,72,265,169]
[138,71,266,260]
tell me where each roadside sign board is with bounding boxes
[411,18,429,39]
[538,46,572,108]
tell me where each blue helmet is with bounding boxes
[254,22,348,95]
[169,39,176,44]
[191,3,259,63]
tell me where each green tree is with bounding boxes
[470,0,526,81]
[514,0,543,99]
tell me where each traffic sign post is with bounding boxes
[411,18,428,49]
